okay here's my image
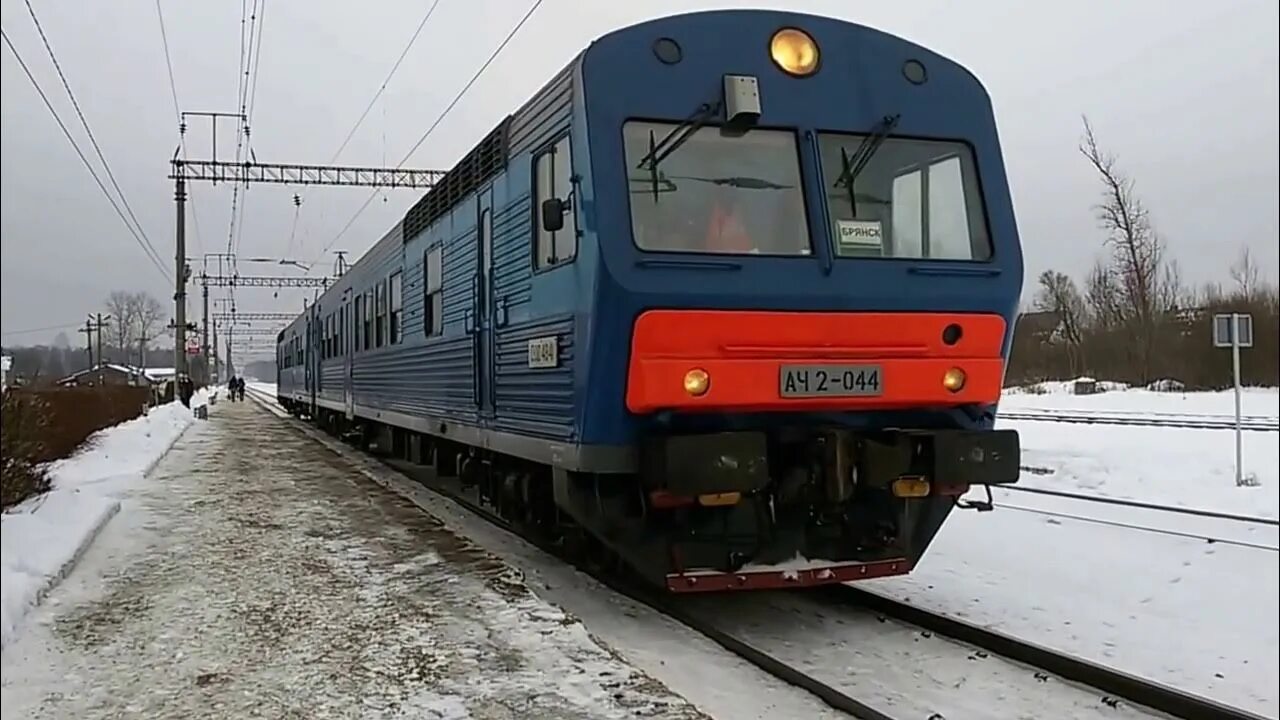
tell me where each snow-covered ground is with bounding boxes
[1,392,208,649]
[1003,382,1279,419]
[1,399,704,719]
[243,380,1279,715]
[253,393,1137,719]
[865,384,1280,716]
[999,385,1280,518]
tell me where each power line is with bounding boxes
[234,0,267,257]
[2,27,172,281]
[245,0,266,126]
[227,0,257,255]
[328,0,443,164]
[155,0,203,258]
[22,0,168,270]
[1,321,84,338]
[155,0,182,128]
[312,0,546,268]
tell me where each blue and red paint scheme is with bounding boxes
[277,10,1024,592]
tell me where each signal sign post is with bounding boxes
[1212,313,1254,486]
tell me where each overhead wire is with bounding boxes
[327,0,444,165]
[234,0,267,257]
[2,27,172,281]
[1,320,85,338]
[310,0,547,270]
[21,0,168,271]
[226,0,255,255]
[155,0,204,258]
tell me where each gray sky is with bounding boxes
[3,0,1277,352]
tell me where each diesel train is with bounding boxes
[277,9,1024,592]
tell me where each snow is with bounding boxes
[861,383,1280,716]
[1003,381,1279,420]
[1,399,199,649]
[2,400,704,719]
[252,393,1162,719]
[250,396,846,719]
[999,386,1280,517]
[239,380,1280,715]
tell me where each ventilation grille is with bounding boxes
[402,118,511,242]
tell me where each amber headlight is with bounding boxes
[683,368,710,396]
[770,28,819,77]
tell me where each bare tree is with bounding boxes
[1079,116,1169,382]
[104,291,137,363]
[133,292,165,368]
[1034,270,1087,374]
[1085,259,1122,329]
[1229,246,1260,298]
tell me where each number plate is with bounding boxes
[527,336,559,369]
[779,364,882,398]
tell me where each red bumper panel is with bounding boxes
[626,310,1008,413]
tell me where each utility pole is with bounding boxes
[212,321,221,383]
[78,319,93,370]
[93,313,109,367]
[201,277,210,382]
[138,331,150,371]
[174,171,188,387]
[79,313,109,384]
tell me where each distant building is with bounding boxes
[1015,310,1066,344]
[1,355,12,390]
[57,364,172,388]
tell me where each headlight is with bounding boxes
[943,367,967,393]
[683,368,710,396]
[770,28,819,77]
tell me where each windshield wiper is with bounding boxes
[833,113,900,217]
[667,174,792,190]
[635,101,721,172]
[635,100,722,202]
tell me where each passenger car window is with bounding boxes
[389,271,403,344]
[424,247,443,337]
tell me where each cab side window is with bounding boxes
[533,136,577,269]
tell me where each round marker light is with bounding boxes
[942,367,967,393]
[770,28,819,77]
[683,368,710,397]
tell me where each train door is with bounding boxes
[475,187,496,417]
[309,304,320,415]
[303,312,313,396]
[344,297,355,419]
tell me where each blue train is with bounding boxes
[278,9,1024,592]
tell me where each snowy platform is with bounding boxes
[0,400,702,719]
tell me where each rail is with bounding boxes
[999,411,1279,432]
[829,586,1269,720]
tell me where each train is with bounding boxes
[277,9,1024,592]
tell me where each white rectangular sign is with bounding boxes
[836,219,884,252]
[1212,313,1253,348]
[527,336,559,369]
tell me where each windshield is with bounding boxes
[818,134,992,261]
[623,122,811,256]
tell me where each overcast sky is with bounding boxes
[2,0,1277,353]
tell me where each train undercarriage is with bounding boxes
[281,399,1020,592]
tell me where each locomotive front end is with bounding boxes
[572,11,1025,591]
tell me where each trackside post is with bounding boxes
[1213,312,1254,486]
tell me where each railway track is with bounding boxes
[999,411,1279,432]
[245,388,1268,720]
